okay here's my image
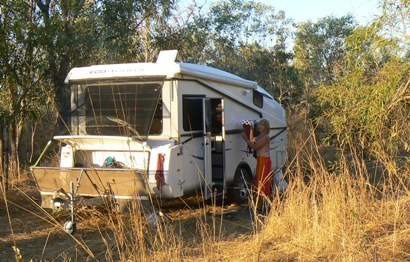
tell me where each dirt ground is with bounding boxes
[0,184,256,261]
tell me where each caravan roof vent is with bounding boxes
[156,50,178,64]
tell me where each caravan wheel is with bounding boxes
[229,167,251,204]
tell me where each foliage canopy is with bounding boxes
[0,0,408,183]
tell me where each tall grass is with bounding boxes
[3,125,409,261]
[260,163,409,261]
[90,126,409,261]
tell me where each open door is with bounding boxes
[210,99,225,195]
[202,98,212,200]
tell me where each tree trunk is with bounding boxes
[8,124,20,183]
[1,126,9,192]
[17,117,24,165]
[0,125,5,191]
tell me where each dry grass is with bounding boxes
[2,124,409,261]
[90,130,408,261]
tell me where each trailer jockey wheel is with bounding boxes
[63,181,77,235]
[64,221,76,234]
[229,167,251,204]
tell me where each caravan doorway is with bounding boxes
[183,96,226,200]
[209,98,225,195]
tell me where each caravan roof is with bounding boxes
[65,62,258,90]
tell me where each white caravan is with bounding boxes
[32,50,287,211]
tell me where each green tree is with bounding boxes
[150,1,212,63]
[293,15,356,115]
[35,0,100,119]
[35,0,177,113]
[316,24,410,170]
[0,0,49,188]
[96,0,176,63]
[0,0,177,187]
[158,0,296,103]
[208,0,297,103]
[380,0,410,50]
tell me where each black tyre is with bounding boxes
[228,167,251,204]
[64,221,76,234]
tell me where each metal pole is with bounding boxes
[70,181,75,223]
[31,140,52,168]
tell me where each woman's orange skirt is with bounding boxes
[255,156,272,197]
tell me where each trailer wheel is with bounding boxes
[64,221,76,234]
[229,167,251,204]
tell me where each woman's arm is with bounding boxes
[242,132,269,151]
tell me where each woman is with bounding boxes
[241,118,271,197]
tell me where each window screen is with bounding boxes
[183,96,204,131]
[70,83,162,138]
[253,90,263,108]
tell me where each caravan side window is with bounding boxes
[253,90,263,108]
[183,95,204,131]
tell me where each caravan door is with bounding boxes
[202,98,212,200]
[210,99,225,195]
[202,98,226,200]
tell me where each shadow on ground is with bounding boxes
[1,189,257,261]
